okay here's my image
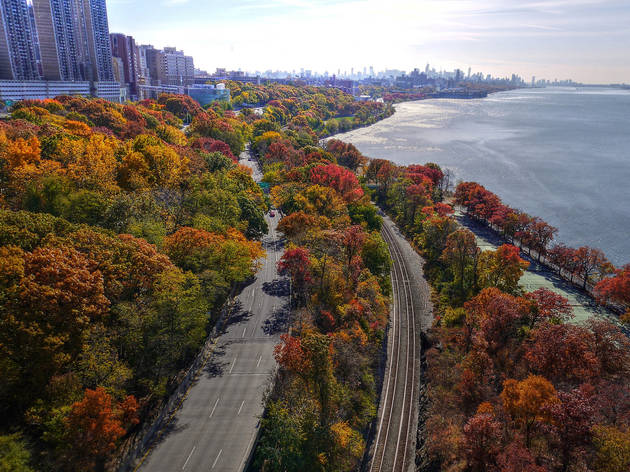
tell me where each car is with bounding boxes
[269,211,276,217]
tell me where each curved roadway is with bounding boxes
[138,152,288,472]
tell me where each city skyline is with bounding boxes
[107,0,630,85]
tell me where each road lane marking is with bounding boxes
[229,356,237,374]
[211,449,222,469]
[242,327,247,338]
[256,355,262,368]
[209,398,219,418]
[182,446,195,470]
[237,400,245,416]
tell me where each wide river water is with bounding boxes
[336,87,630,266]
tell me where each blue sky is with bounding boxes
[107,0,630,83]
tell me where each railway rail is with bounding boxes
[370,222,419,472]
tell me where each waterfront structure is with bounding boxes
[187,83,230,106]
[0,0,40,80]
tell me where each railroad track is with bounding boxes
[370,222,418,472]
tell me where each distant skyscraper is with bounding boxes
[32,0,113,82]
[0,0,40,80]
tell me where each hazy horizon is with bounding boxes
[107,0,630,84]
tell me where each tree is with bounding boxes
[274,334,312,376]
[254,401,306,472]
[63,387,138,471]
[526,323,599,384]
[277,211,322,242]
[462,412,503,471]
[573,246,612,290]
[310,163,364,203]
[361,232,391,280]
[591,425,630,472]
[477,244,529,294]
[524,288,573,328]
[501,375,558,447]
[528,218,557,261]
[544,386,595,471]
[496,441,547,472]
[0,434,33,472]
[442,229,479,296]
[595,264,630,316]
[1,246,109,410]
[420,215,458,262]
[238,195,268,239]
[278,247,312,307]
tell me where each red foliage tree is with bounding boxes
[310,163,364,202]
[274,334,312,376]
[595,264,630,312]
[525,287,573,327]
[543,386,595,470]
[64,387,139,469]
[526,323,599,384]
[278,247,312,307]
[463,412,503,471]
[192,137,237,162]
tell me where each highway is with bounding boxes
[139,151,287,472]
[369,215,432,472]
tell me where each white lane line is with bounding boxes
[182,446,195,470]
[229,356,237,374]
[211,449,222,469]
[242,327,247,338]
[256,355,262,368]
[208,397,220,419]
[237,400,245,416]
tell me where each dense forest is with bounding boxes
[1,82,628,472]
[366,158,630,471]
[0,85,393,471]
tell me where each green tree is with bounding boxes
[0,434,33,472]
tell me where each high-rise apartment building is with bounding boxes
[160,47,194,86]
[32,0,113,82]
[110,32,138,95]
[139,45,194,87]
[0,0,40,80]
[32,0,80,80]
[80,0,113,81]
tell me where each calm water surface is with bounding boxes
[336,87,630,266]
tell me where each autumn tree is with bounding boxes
[591,425,630,472]
[544,386,595,471]
[595,264,630,318]
[524,287,573,328]
[501,375,558,447]
[572,246,613,289]
[526,323,599,384]
[462,412,503,471]
[0,246,109,410]
[477,244,529,294]
[278,247,312,307]
[63,387,138,471]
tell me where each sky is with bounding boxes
[107,0,630,84]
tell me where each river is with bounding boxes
[336,87,630,267]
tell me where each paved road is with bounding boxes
[140,152,288,472]
[369,215,432,472]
